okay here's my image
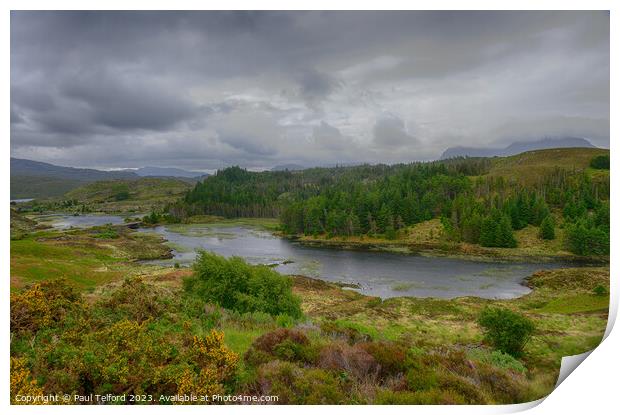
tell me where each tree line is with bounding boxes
[168,156,609,256]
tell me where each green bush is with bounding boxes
[466,348,526,373]
[590,154,610,169]
[112,184,130,201]
[593,284,608,296]
[184,251,302,318]
[539,215,555,240]
[477,307,535,357]
[94,226,119,239]
[254,361,346,404]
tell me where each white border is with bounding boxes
[2,2,616,414]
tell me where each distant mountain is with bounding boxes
[131,166,207,178]
[11,158,138,182]
[440,137,596,159]
[11,158,141,199]
[271,163,306,171]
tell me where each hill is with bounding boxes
[440,137,596,159]
[63,177,193,214]
[125,166,207,178]
[487,147,609,185]
[10,158,138,199]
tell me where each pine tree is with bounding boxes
[496,215,517,248]
[539,215,555,240]
[479,215,497,247]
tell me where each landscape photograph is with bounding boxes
[9,10,610,406]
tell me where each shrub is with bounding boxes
[593,284,608,296]
[97,277,166,322]
[360,341,408,377]
[320,320,374,344]
[590,154,610,169]
[253,361,346,404]
[244,328,315,366]
[94,226,119,239]
[466,348,526,373]
[11,357,45,405]
[191,330,239,380]
[11,279,82,334]
[184,251,302,318]
[374,389,468,405]
[112,184,130,201]
[476,363,527,403]
[478,308,535,357]
[539,215,555,240]
[406,365,438,392]
[317,342,379,381]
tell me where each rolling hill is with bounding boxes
[440,137,596,159]
[64,177,193,214]
[123,166,207,178]
[486,147,609,185]
[11,158,138,199]
[10,158,205,199]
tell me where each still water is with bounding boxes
[137,223,563,300]
[42,213,127,229]
[45,215,562,299]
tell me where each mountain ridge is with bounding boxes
[440,137,596,159]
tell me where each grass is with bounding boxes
[222,327,270,355]
[537,294,609,314]
[183,215,281,231]
[487,148,609,185]
[10,237,125,291]
[10,224,172,291]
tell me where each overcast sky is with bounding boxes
[10,11,609,172]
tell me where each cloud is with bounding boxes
[372,116,418,148]
[10,11,609,169]
[61,71,197,131]
[312,121,355,151]
[296,69,340,106]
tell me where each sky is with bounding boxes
[10,11,610,172]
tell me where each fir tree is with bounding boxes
[539,215,555,240]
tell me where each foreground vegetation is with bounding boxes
[10,263,608,404]
[10,213,609,404]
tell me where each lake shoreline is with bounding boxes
[27,211,609,266]
[283,234,609,266]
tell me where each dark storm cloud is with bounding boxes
[61,71,197,131]
[296,69,341,105]
[10,11,609,170]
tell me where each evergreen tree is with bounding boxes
[496,215,517,248]
[479,215,498,247]
[539,215,555,240]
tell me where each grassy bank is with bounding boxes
[10,222,172,292]
[292,218,608,264]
